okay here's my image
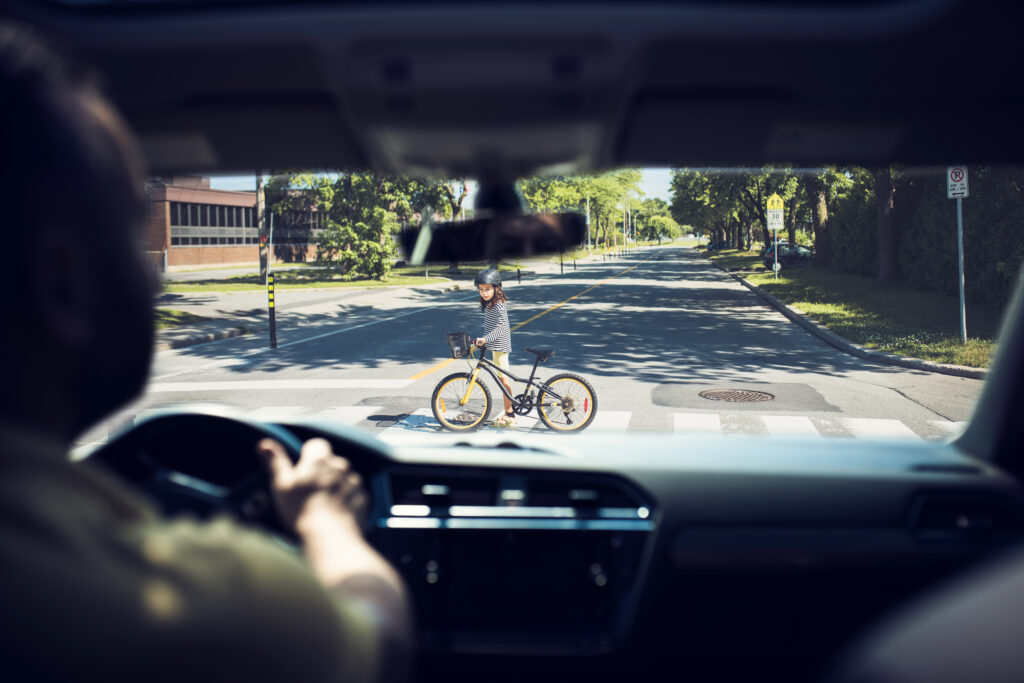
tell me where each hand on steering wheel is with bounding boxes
[257,437,369,535]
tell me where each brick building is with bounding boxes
[143,175,319,270]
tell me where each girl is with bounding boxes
[473,268,516,427]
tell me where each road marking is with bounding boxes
[587,410,631,434]
[408,357,458,380]
[147,379,415,393]
[512,259,652,331]
[315,406,382,424]
[673,413,722,433]
[275,307,432,350]
[245,406,307,421]
[837,417,920,440]
[762,415,822,438]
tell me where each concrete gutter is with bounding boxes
[715,264,988,380]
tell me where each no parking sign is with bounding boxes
[947,166,969,198]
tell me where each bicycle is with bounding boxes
[431,332,598,432]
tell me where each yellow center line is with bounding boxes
[407,258,653,381]
[408,357,458,380]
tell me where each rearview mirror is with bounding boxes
[401,212,586,265]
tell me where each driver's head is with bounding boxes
[0,23,155,442]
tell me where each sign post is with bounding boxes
[267,273,277,349]
[767,194,785,280]
[947,166,969,344]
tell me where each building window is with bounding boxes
[171,237,181,245]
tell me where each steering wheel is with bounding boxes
[86,410,306,537]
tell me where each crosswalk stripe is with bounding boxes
[674,413,722,433]
[313,406,382,424]
[839,417,920,440]
[587,410,631,434]
[110,403,951,443]
[245,406,307,421]
[762,415,822,438]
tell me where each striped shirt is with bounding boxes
[481,301,512,352]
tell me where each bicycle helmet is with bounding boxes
[474,268,502,286]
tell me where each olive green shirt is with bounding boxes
[0,423,378,682]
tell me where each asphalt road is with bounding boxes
[78,246,984,450]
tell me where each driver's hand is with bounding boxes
[256,438,367,534]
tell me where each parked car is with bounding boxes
[760,239,789,257]
[763,244,814,270]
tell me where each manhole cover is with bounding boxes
[699,389,775,403]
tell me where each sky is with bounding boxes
[208,168,674,202]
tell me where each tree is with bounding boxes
[267,172,413,280]
[803,172,831,265]
[875,166,899,282]
[647,214,681,243]
[518,170,643,249]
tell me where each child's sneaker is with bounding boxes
[492,413,517,428]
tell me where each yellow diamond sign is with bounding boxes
[766,194,784,211]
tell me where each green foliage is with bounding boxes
[826,168,877,277]
[897,166,1024,307]
[517,169,645,247]
[823,165,1024,308]
[268,172,463,280]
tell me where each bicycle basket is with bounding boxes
[446,332,474,359]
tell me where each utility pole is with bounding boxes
[586,196,591,254]
[257,172,267,281]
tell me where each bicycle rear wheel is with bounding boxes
[537,373,597,432]
[432,372,492,431]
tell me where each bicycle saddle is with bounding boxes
[526,348,555,361]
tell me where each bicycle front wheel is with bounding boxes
[432,372,492,431]
[537,373,597,432]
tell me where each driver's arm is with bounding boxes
[258,438,412,683]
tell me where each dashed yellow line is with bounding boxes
[407,258,653,381]
[511,259,647,331]
[408,357,458,380]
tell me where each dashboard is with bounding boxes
[89,410,1024,682]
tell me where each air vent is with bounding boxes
[389,473,500,507]
[528,479,638,508]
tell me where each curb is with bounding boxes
[710,262,988,380]
[155,325,255,351]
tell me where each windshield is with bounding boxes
[76,165,1016,452]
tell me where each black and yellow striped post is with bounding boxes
[267,273,277,349]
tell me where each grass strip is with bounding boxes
[705,248,1000,368]
[155,309,211,329]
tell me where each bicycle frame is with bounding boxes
[459,345,560,409]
